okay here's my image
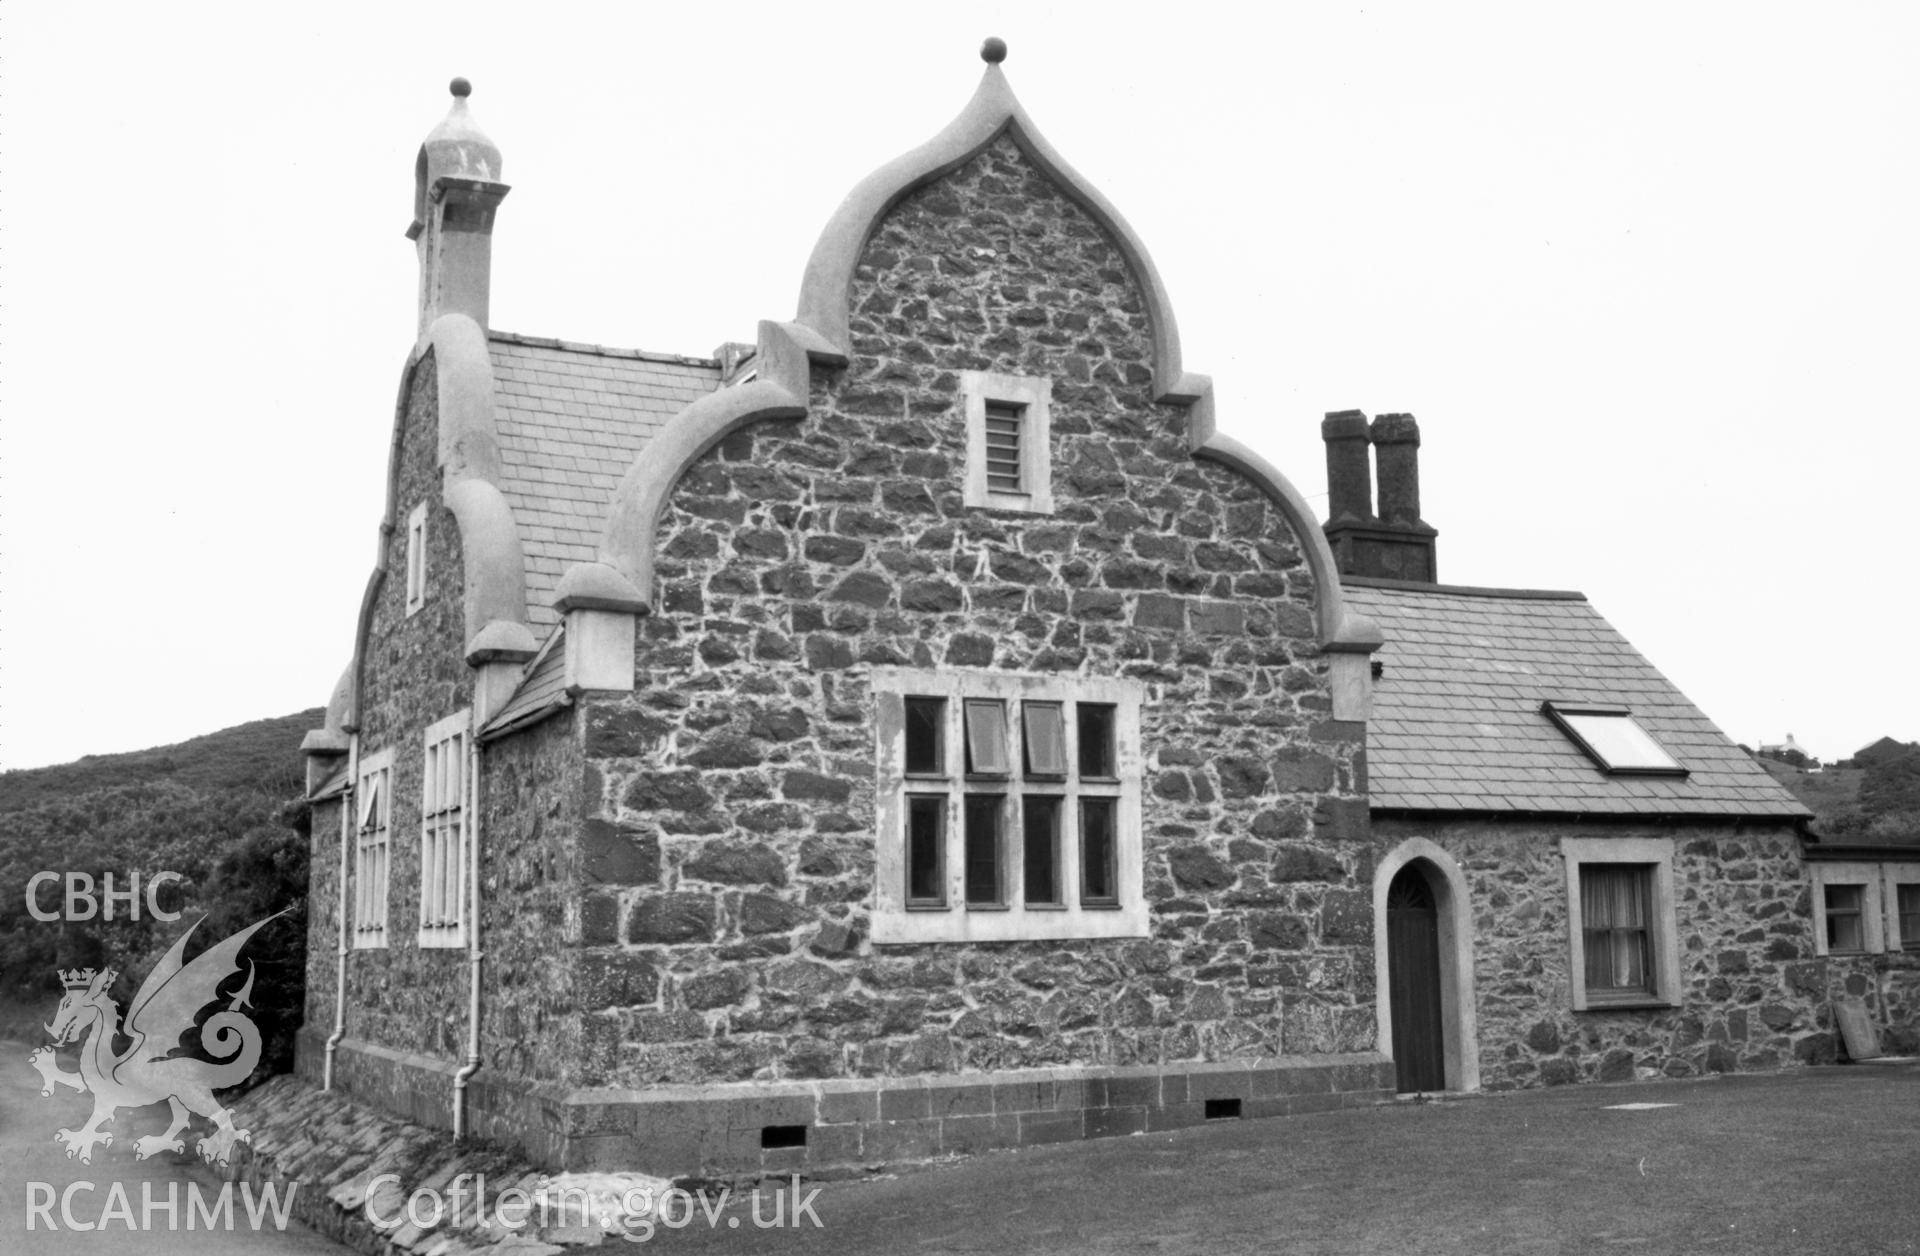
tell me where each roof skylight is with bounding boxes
[1542,702,1687,776]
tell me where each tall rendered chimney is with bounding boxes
[411,78,510,337]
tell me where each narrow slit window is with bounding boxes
[906,797,946,907]
[1022,702,1066,776]
[1080,797,1118,906]
[964,700,1009,776]
[964,795,1005,906]
[1825,884,1866,953]
[904,697,946,776]
[405,502,427,615]
[1900,885,1920,951]
[984,401,1024,493]
[1023,796,1063,907]
[1581,865,1654,995]
[1078,703,1116,779]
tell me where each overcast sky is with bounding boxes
[5,2,1915,771]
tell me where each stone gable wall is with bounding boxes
[1376,818,1840,1089]
[309,353,478,1062]
[302,795,344,1032]
[476,710,589,1083]
[569,137,1373,1090]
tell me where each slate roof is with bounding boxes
[487,332,721,631]
[1344,579,1810,819]
[480,626,570,740]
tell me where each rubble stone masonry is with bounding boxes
[1375,818,1859,1090]
[305,353,478,1068]
[568,136,1375,1091]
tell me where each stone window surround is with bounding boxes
[962,371,1053,515]
[1810,862,1893,956]
[1561,837,1682,1011]
[871,666,1146,944]
[404,501,428,617]
[417,710,470,950]
[353,748,394,950]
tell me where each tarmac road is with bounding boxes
[0,1036,352,1255]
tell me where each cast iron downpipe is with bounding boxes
[451,728,484,1138]
[324,734,359,1090]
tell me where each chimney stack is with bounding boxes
[1321,410,1375,525]
[1320,410,1439,583]
[1371,413,1424,525]
[411,78,510,337]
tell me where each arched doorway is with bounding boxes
[1373,840,1480,1094]
[1387,866,1445,1092]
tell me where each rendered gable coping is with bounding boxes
[349,314,534,731]
[794,57,1200,403]
[597,319,833,603]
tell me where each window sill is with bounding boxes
[1577,997,1675,1012]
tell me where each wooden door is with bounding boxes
[1387,866,1446,1093]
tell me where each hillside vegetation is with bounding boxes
[1762,738,1920,844]
[0,710,321,1080]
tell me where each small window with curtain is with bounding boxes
[1580,865,1653,997]
[1900,885,1920,951]
[1562,837,1679,1010]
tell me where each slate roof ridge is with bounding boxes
[1341,575,1588,601]
[488,328,720,369]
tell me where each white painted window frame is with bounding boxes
[872,666,1146,943]
[1810,862,1887,956]
[405,501,428,616]
[353,749,394,950]
[962,371,1053,515]
[418,710,470,948]
[1562,837,1681,1010]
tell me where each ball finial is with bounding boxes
[449,77,472,99]
[980,37,1007,64]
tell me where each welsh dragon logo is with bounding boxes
[27,911,283,1166]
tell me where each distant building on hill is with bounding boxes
[1757,734,1817,769]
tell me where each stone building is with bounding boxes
[1318,412,1918,1089]
[297,46,1910,1182]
